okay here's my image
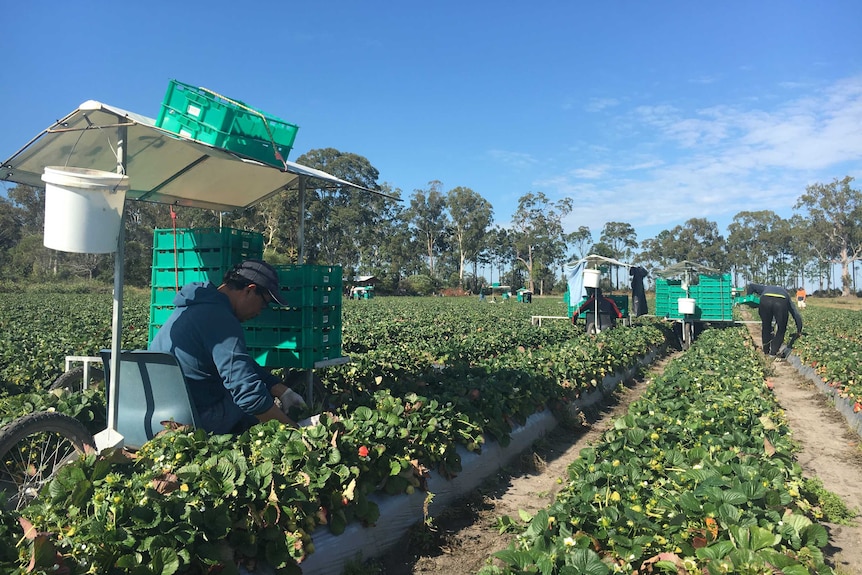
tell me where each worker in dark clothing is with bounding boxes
[746,283,803,356]
[630,266,649,316]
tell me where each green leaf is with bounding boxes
[678,491,701,512]
[695,540,734,559]
[151,547,180,575]
[721,489,748,505]
[624,428,647,446]
[565,548,610,575]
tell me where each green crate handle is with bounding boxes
[199,86,286,170]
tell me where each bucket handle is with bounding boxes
[199,87,287,170]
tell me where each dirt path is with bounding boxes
[378,355,675,575]
[744,316,862,575]
[376,321,862,575]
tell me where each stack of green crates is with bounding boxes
[245,264,343,369]
[655,273,733,321]
[148,227,264,343]
[155,79,300,168]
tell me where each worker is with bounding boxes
[630,266,649,316]
[150,259,304,434]
[573,287,623,330]
[746,283,804,356]
[796,287,807,309]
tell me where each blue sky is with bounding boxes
[2,1,861,246]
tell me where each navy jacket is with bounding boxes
[150,282,279,434]
[747,283,804,333]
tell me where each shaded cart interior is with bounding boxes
[654,261,734,349]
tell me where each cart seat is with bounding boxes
[585,312,616,334]
[100,350,201,450]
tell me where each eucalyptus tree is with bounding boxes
[600,221,637,288]
[362,194,421,293]
[405,180,449,279]
[786,214,816,290]
[286,149,385,268]
[484,226,514,286]
[639,218,726,273]
[4,184,66,278]
[0,196,21,268]
[794,176,862,297]
[446,186,493,290]
[510,192,573,294]
[727,210,789,284]
[565,225,592,262]
[637,230,674,272]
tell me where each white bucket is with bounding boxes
[583,268,601,288]
[678,298,696,315]
[42,166,129,254]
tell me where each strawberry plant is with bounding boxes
[0,295,671,573]
[486,327,833,575]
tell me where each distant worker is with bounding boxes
[796,287,807,309]
[630,266,649,316]
[573,287,623,330]
[746,283,803,356]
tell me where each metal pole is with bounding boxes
[298,176,306,266]
[296,176,315,405]
[107,124,127,435]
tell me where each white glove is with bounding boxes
[298,414,321,427]
[279,389,307,413]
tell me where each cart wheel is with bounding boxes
[0,411,96,511]
[680,321,695,350]
[49,365,105,393]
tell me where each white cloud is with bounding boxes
[585,98,620,113]
[552,75,862,239]
[486,149,538,170]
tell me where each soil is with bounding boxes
[374,319,862,575]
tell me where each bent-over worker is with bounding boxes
[150,259,304,434]
[746,283,803,356]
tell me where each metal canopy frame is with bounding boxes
[1,100,393,446]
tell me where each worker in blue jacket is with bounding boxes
[151,260,304,434]
[746,283,803,356]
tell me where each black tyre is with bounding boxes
[49,365,105,393]
[679,321,695,351]
[0,411,96,511]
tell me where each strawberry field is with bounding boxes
[791,306,862,417]
[0,293,858,574]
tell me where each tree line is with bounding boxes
[1,148,861,297]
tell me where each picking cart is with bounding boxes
[654,261,734,349]
[564,254,633,333]
[0,87,395,510]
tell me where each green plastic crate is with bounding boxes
[151,266,223,289]
[277,285,341,308]
[154,227,264,253]
[249,344,342,369]
[157,80,242,133]
[252,305,342,329]
[156,80,299,166]
[243,326,340,350]
[274,264,341,288]
[655,274,733,321]
[567,292,629,318]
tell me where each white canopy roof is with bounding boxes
[0,100,391,209]
[0,99,392,447]
[569,253,633,269]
